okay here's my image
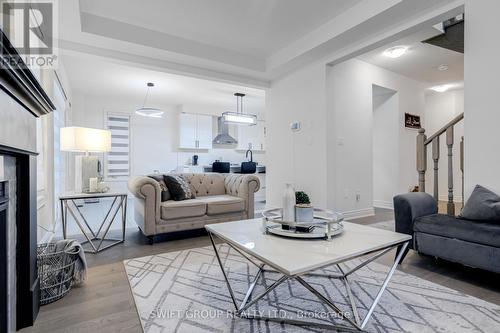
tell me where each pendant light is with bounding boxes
[136,82,164,118]
[222,93,257,125]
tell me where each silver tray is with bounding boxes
[262,208,344,240]
[266,222,344,239]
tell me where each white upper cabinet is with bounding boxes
[238,120,266,151]
[196,114,213,149]
[179,113,213,149]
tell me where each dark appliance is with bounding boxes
[240,162,256,174]
[212,161,230,173]
[192,155,198,166]
[240,149,256,174]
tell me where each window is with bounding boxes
[105,113,130,179]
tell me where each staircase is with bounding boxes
[416,113,464,215]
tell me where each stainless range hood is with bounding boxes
[213,116,237,145]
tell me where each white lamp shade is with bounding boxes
[60,127,112,152]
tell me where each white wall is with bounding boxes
[464,0,500,198]
[424,89,464,202]
[266,62,328,208]
[373,87,398,208]
[326,59,425,216]
[70,93,265,191]
[266,58,425,217]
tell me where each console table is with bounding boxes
[59,192,127,253]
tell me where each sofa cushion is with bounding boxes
[414,214,500,248]
[202,195,245,215]
[161,199,206,220]
[460,184,500,222]
[164,175,195,201]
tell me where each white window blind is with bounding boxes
[105,113,130,179]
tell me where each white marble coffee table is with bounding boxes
[206,219,411,331]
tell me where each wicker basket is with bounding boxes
[37,243,79,305]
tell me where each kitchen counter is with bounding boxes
[202,164,266,174]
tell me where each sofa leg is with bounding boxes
[147,235,155,245]
[395,244,410,264]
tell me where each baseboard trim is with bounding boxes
[373,200,394,210]
[342,207,375,220]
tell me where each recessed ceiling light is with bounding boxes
[383,46,409,58]
[430,84,451,93]
[438,64,449,71]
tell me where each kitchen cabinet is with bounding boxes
[179,113,213,149]
[238,120,266,151]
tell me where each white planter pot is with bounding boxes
[295,205,314,222]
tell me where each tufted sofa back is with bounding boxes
[175,173,227,197]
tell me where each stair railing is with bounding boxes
[416,113,464,215]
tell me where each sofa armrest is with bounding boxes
[127,176,161,236]
[224,174,260,218]
[393,192,438,248]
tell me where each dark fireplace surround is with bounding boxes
[0,29,55,331]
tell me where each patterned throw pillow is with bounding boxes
[163,175,195,201]
[148,175,170,202]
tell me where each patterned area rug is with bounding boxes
[124,244,500,333]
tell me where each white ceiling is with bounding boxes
[79,0,362,58]
[62,54,266,114]
[358,27,464,86]
[58,0,463,85]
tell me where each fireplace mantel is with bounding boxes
[0,28,55,331]
[0,30,55,118]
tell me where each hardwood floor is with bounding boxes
[22,209,500,333]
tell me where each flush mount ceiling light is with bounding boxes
[383,46,409,58]
[222,93,257,126]
[136,82,164,118]
[430,84,451,93]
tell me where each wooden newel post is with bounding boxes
[416,128,427,192]
[432,137,440,200]
[446,126,455,216]
[460,136,464,209]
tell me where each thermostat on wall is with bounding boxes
[290,121,301,132]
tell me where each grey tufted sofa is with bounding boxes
[128,173,260,242]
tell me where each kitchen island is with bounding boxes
[202,164,266,174]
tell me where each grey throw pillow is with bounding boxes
[164,175,195,201]
[460,185,500,222]
[148,175,170,202]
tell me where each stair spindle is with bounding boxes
[432,137,440,201]
[460,136,464,210]
[416,129,427,192]
[446,126,455,216]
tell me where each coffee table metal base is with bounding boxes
[209,231,409,332]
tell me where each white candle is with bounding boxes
[89,177,98,192]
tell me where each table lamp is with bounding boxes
[61,127,111,193]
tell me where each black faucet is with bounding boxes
[245,149,253,162]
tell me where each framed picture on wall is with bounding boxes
[405,113,421,129]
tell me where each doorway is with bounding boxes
[372,85,398,209]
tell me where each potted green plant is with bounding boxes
[295,191,314,222]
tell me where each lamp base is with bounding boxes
[75,155,99,193]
